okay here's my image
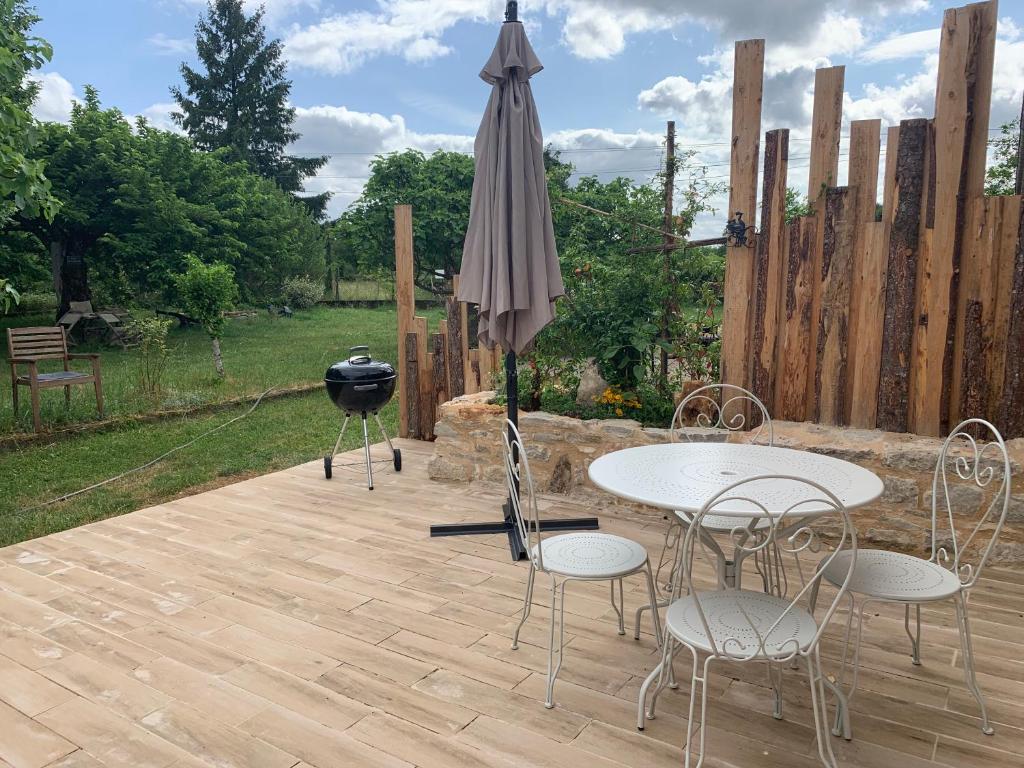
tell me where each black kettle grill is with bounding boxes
[323,345,401,489]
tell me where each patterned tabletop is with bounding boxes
[588,443,883,516]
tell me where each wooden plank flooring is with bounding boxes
[1,439,1022,768]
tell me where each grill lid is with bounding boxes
[325,345,396,384]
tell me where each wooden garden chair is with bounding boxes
[7,326,103,432]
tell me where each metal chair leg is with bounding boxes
[955,592,993,735]
[684,654,713,768]
[511,563,535,650]
[904,603,922,665]
[767,661,784,720]
[640,560,663,646]
[545,577,567,709]
[610,578,625,635]
[808,649,840,768]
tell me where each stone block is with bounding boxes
[1008,495,1024,522]
[427,455,472,482]
[922,484,985,515]
[881,476,919,504]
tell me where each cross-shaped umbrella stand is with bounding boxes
[428,1,598,561]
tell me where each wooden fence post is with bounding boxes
[921,1,996,435]
[845,120,881,422]
[849,222,888,428]
[415,316,432,439]
[814,187,855,425]
[394,204,414,438]
[404,332,420,439]
[432,333,448,408]
[774,216,816,421]
[877,119,929,433]
[478,343,494,391]
[719,38,764,425]
[804,65,845,419]
[998,198,1024,435]
[750,128,788,414]
[445,296,465,398]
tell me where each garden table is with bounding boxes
[588,443,883,587]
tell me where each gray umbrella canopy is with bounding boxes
[456,21,564,356]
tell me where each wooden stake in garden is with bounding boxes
[659,120,676,383]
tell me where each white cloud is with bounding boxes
[282,0,924,74]
[859,28,938,63]
[139,102,182,132]
[289,105,474,217]
[28,71,79,123]
[284,1,503,75]
[147,32,192,56]
[174,0,319,24]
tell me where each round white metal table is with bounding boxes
[588,443,883,586]
[589,442,883,516]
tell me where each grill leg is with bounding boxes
[330,414,351,459]
[361,413,374,490]
[373,412,395,453]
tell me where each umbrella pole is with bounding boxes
[503,350,526,559]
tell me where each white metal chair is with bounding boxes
[816,418,1011,739]
[639,475,857,768]
[505,419,662,709]
[637,384,776,637]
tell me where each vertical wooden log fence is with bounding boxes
[774,216,816,421]
[719,38,764,425]
[877,119,930,433]
[750,129,788,411]
[814,187,855,425]
[804,65,845,419]
[394,205,415,438]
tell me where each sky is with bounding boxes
[29,0,1024,237]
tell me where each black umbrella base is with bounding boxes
[429,500,599,560]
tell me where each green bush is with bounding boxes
[173,256,238,377]
[130,315,173,398]
[280,275,323,309]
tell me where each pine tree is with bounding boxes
[171,0,328,217]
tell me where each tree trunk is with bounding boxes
[51,237,93,319]
[211,336,225,377]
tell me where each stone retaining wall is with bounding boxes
[428,391,1024,563]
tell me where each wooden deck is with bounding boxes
[1,439,1022,768]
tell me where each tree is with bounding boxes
[0,0,60,307]
[332,150,474,292]
[172,0,328,217]
[784,187,812,223]
[985,116,1020,196]
[7,90,325,313]
[173,255,238,376]
[20,87,137,315]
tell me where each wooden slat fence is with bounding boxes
[721,0,1024,437]
[394,211,499,439]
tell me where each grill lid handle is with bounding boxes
[348,345,371,364]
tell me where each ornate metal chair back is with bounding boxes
[502,419,546,571]
[670,475,856,661]
[670,383,773,445]
[930,418,1011,588]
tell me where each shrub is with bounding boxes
[131,315,173,398]
[280,275,323,309]
[173,256,238,377]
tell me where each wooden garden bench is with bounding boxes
[7,326,103,432]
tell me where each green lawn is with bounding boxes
[1,305,442,435]
[0,390,401,547]
[0,304,446,547]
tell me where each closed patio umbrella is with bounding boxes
[429,1,597,559]
[456,7,564,355]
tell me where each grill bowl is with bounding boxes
[325,346,396,414]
